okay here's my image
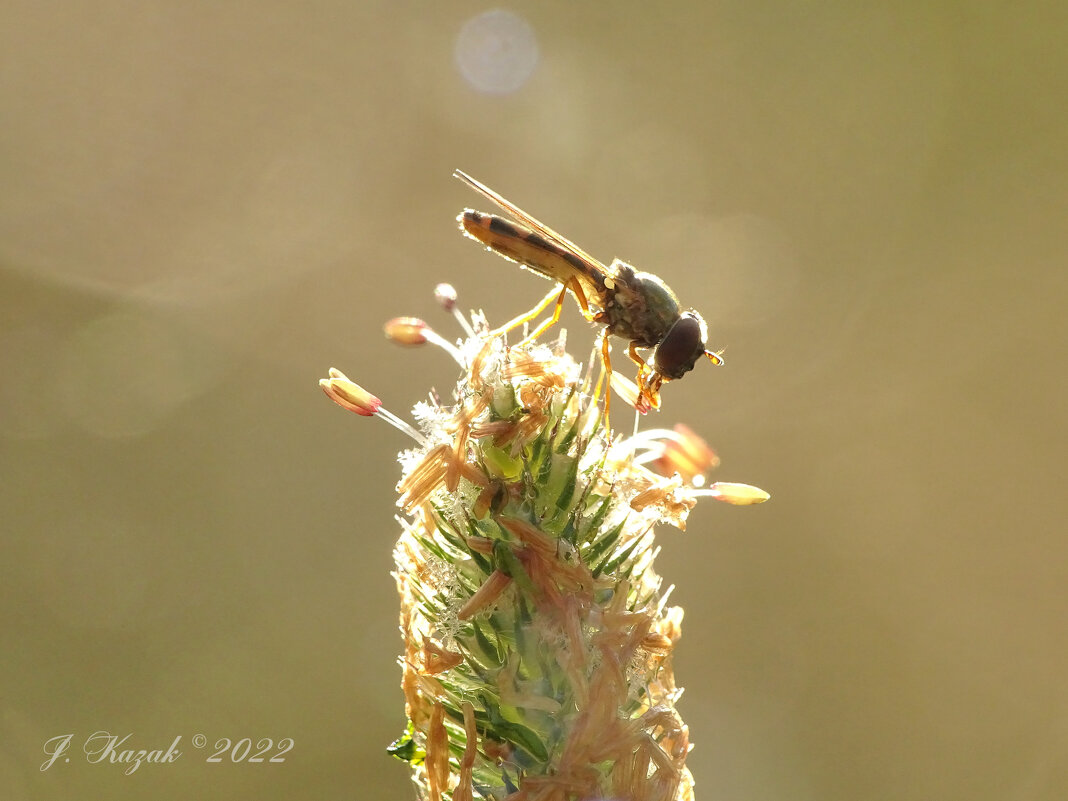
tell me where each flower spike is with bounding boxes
[322,280,766,801]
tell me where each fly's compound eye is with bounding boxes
[652,311,708,380]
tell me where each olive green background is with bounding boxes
[2,2,1065,800]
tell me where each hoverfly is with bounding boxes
[455,169,723,412]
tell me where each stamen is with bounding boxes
[376,407,429,445]
[384,317,465,365]
[453,701,478,801]
[457,569,512,620]
[435,282,476,339]
[691,481,770,505]
[320,367,427,444]
[320,369,381,416]
[625,424,719,485]
[609,371,653,414]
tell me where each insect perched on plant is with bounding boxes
[455,169,724,413]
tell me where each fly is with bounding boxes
[454,169,723,413]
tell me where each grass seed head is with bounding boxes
[322,283,768,801]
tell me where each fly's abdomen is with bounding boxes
[459,211,605,295]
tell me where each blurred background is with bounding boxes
[1,2,1065,799]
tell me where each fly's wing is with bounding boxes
[454,170,615,304]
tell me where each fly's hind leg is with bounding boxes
[512,277,594,347]
[488,284,563,341]
[516,285,568,347]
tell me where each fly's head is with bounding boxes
[652,311,722,380]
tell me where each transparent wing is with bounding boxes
[453,170,617,282]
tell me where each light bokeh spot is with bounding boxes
[455,9,539,94]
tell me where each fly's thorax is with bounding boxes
[602,261,681,347]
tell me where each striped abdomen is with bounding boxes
[459,210,606,302]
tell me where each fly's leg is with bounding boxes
[516,286,568,347]
[487,278,618,430]
[488,285,563,340]
[642,373,664,410]
[600,329,613,433]
[627,342,650,385]
[627,343,662,411]
[559,278,619,430]
[510,277,595,347]
[566,278,599,324]
[559,280,613,431]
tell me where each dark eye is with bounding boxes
[653,312,707,380]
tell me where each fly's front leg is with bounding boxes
[627,342,652,388]
[627,343,662,411]
[641,373,663,410]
